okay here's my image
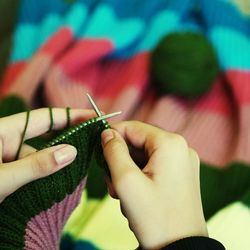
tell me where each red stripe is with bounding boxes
[56,38,114,76]
[0,62,27,96]
[225,70,250,105]
[96,52,149,98]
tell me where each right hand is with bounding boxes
[101,121,208,250]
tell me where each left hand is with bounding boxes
[0,108,95,203]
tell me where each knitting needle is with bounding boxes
[86,93,102,117]
[86,93,122,125]
[95,111,122,122]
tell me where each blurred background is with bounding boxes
[0,0,250,249]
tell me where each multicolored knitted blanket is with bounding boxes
[0,0,250,249]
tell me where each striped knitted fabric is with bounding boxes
[0,0,250,249]
[0,113,107,249]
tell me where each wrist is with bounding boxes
[136,224,208,250]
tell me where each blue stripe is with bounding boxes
[99,0,192,21]
[200,0,250,35]
[17,0,95,24]
[18,0,68,24]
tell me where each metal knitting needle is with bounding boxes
[86,93,103,117]
[95,111,122,122]
[86,93,122,124]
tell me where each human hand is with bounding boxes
[101,121,208,249]
[0,108,95,203]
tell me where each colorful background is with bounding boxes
[0,0,250,249]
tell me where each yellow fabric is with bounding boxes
[64,192,138,250]
[208,202,250,250]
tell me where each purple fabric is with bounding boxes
[24,177,87,250]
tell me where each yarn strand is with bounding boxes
[15,110,30,160]
[48,107,54,132]
[66,107,71,129]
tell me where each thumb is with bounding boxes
[101,129,139,182]
[0,144,77,202]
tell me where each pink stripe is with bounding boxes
[24,178,87,250]
[181,111,235,167]
[141,94,236,167]
[146,95,191,132]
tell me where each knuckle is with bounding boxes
[171,133,188,149]
[31,153,51,177]
[105,138,122,152]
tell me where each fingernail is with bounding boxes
[54,145,77,165]
[101,129,114,145]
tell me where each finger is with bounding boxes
[0,139,2,164]
[18,144,37,159]
[0,144,77,202]
[111,121,169,156]
[101,129,145,184]
[0,108,95,161]
[0,108,96,141]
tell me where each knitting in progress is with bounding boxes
[0,0,250,249]
[0,108,109,249]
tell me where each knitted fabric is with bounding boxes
[0,0,250,249]
[0,116,107,249]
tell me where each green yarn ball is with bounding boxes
[151,32,220,98]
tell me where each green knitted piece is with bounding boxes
[0,116,108,249]
[151,32,219,98]
[200,162,250,219]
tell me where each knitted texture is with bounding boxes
[0,116,107,249]
[0,0,250,249]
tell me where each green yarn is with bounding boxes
[66,107,71,129]
[151,32,220,98]
[15,110,30,160]
[48,107,54,132]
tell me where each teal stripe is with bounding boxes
[138,10,179,52]
[10,3,88,62]
[10,24,37,62]
[83,4,144,49]
[209,27,250,70]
